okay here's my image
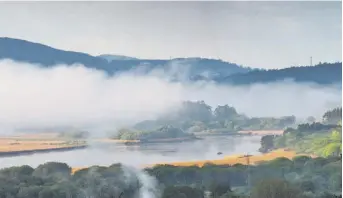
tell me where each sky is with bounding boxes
[0,1,341,69]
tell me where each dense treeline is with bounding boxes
[112,105,340,141]
[147,155,341,197]
[0,155,341,198]
[216,62,342,85]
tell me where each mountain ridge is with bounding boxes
[0,37,341,85]
[0,37,249,78]
[217,62,342,85]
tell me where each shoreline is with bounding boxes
[144,149,302,167]
[0,145,88,158]
[71,148,313,174]
[99,137,201,145]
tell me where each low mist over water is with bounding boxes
[0,136,261,168]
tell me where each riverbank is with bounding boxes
[71,149,313,174]
[146,149,314,167]
[186,129,284,137]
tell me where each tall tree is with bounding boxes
[178,101,213,122]
[214,105,238,121]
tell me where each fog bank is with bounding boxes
[0,59,341,134]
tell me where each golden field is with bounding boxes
[0,133,86,152]
[71,149,314,174]
[147,149,314,167]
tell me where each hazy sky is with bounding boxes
[0,1,341,68]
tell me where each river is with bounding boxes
[0,135,262,168]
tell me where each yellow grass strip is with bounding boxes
[0,139,86,152]
[71,149,314,174]
[146,149,312,168]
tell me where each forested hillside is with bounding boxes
[217,62,342,85]
[0,37,248,79]
[1,37,341,85]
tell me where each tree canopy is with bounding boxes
[132,101,296,134]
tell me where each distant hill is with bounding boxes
[0,37,249,79]
[0,37,111,70]
[215,62,342,86]
[0,37,341,85]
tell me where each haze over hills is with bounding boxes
[0,37,341,85]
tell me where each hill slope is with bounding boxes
[0,37,109,70]
[215,62,342,85]
[0,37,341,85]
[0,37,249,78]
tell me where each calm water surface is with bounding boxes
[0,135,262,168]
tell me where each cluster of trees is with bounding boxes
[323,107,342,125]
[283,107,342,134]
[111,125,196,141]
[0,154,341,198]
[259,107,342,157]
[260,125,342,157]
[112,101,297,141]
[0,162,151,198]
[133,101,296,134]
